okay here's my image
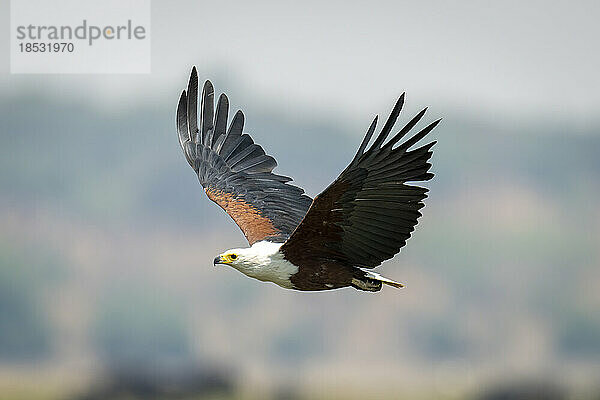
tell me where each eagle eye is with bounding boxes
[230,254,237,260]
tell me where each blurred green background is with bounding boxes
[1,0,599,399]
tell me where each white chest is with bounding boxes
[232,242,299,289]
[243,255,298,289]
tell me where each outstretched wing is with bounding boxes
[177,67,312,245]
[281,94,439,268]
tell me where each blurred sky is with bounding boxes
[1,0,599,125]
[1,1,600,397]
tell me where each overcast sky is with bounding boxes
[1,0,598,126]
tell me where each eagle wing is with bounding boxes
[177,67,312,245]
[281,94,439,268]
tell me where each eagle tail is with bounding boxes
[366,271,405,289]
[352,270,405,291]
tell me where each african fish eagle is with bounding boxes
[176,67,440,292]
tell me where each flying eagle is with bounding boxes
[176,67,440,292]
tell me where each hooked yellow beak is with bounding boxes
[213,255,224,266]
[214,252,239,266]
[214,254,236,266]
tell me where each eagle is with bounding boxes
[176,67,440,292]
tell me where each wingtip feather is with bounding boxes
[370,94,406,150]
[351,115,378,164]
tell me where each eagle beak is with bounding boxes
[213,256,222,266]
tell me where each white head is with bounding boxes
[212,241,296,289]
[213,241,283,274]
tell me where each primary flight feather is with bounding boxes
[176,67,440,292]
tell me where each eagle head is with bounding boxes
[212,242,293,289]
[212,242,284,270]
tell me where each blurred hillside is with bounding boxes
[0,89,599,399]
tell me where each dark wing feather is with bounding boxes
[177,67,312,245]
[281,97,439,268]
